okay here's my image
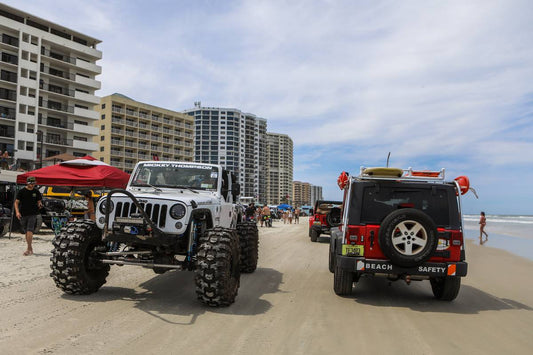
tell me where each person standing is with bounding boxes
[84,191,96,221]
[14,176,43,256]
[294,208,300,224]
[479,211,488,244]
[261,204,271,227]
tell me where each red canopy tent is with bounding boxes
[16,157,130,188]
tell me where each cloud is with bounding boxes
[5,0,533,213]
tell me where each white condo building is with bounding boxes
[0,3,101,170]
[184,104,268,203]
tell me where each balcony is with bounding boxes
[73,106,98,120]
[0,106,16,120]
[41,64,76,81]
[0,88,17,102]
[41,47,76,65]
[1,34,19,48]
[1,52,18,66]
[39,82,74,97]
[39,99,73,114]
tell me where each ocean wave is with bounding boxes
[464,215,533,224]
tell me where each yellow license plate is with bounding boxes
[342,245,364,256]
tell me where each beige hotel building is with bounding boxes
[94,93,194,173]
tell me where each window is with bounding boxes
[101,103,106,109]
[100,147,104,152]
[73,136,87,142]
[101,114,105,120]
[101,125,105,130]
[100,136,105,141]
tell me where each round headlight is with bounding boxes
[170,204,186,219]
[99,198,114,214]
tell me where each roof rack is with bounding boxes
[357,166,446,182]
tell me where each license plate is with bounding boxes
[342,244,364,256]
[115,217,144,224]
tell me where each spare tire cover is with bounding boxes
[378,208,438,267]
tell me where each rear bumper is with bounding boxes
[336,256,467,277]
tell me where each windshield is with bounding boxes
[131,163,219,190]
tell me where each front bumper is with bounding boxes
[336,256,468,277]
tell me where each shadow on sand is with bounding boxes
[341,277,532,314]
[61,267,283,325]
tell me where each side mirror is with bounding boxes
[232,183,240,196]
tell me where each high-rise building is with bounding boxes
[266,133,293,205]
[0,3,102,170]
[95,94,194,173]
[310,185,323,206]
[292,181,311,207]
[184,104,267,202]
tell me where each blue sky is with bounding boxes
[5,0,533,214]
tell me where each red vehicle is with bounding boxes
[309,200,342,242]
[330,167,475,301]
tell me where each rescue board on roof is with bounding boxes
[362,167,403,177]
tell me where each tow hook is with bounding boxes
[404,275,411,285]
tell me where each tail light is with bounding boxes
[450,230,463,246]
[346,225,364,244]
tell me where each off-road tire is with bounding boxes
[328,247,336,273]
[333,263,353,295]
[50,220,109,294]
[326,207,342,226]
[310,228,319,242]
[195,227,240,307]
[430,276,461,301]
[378,208,438,267]
[237,221,259,273]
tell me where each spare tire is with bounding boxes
[378,208,438,267]
[326,207,342,226]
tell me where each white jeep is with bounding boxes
[50,161,259,307]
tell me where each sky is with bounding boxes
[4,0,532,215]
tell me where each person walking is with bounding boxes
[479,211,488,244]
[84,191,96,221]
[14,176,43,256]
[294,208,300,224]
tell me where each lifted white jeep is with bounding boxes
[50,161,259,307]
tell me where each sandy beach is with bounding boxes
[0,219,532,354]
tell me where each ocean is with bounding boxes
[462,214,533,260]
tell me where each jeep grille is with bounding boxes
[114,201,168,228]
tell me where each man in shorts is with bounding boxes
[14,176,43,256]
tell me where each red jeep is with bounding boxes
[330,167,474,301]
[309,200,342,242]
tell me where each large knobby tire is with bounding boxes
[310,228,319,242]
[326,207,342,226]
[430,276,461,301]
[237,221,259,273]
[378,208,438,267]
[195,227,240,307]
[328,248,335,273]
[333,264,353,295]
[50,220,109,294]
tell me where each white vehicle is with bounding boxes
[50,161,259,307]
